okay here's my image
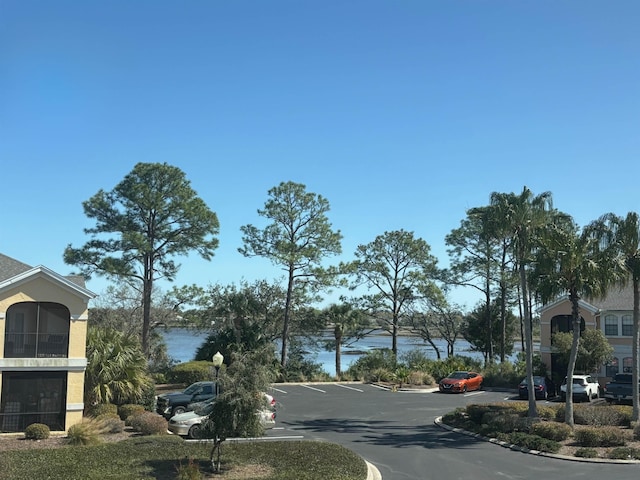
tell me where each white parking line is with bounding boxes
[335,384,364,392]
[271,386,288,394]
[301,384,326,393]
[464,391,485,397]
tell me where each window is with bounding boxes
[623,357,633,373]
[4,302,70,358]
[606,357,619,377]
[622,315,633,336]
[0,372,67,432]
[605,315,618,336]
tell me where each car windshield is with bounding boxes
[183,384,201,395]
[448,372,468,379]
[193,402,214,416]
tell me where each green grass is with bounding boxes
[0,436,368,480]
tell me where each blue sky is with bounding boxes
[1,1,638,310]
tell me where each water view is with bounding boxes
[160,328,512,377]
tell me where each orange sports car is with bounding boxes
[438,371,483,393]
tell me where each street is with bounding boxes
[264,383,640,480]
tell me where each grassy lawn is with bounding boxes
[0,436,368,480]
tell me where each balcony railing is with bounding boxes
[4,333,69,358]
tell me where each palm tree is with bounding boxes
[490,187,554,419]
[85,327,153,406]
[532,217,618,426]
[594,212,640,421]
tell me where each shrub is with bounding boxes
[537,405,561,421]
[574,426,627,447]
[368,367,393,383]
[480,362,521,388]
[479,413,530,437]
[66,421,102,446]
[175,457,203,480]
[496,432,561,453]
[133,413,168,436]
[573,404,631,427]
[118,403,146,421]
[347,349,397,379]
[168,361,215,385]
[24,423,50,440]
[424,356,482,383]
[633,423,640,441]
[94,415,125,434]
[530,422,572,442]
[128,411,157,431]
[574,447,597,458]
[399,348,431,371]
[608,447,640,460]
[87,403,118,418]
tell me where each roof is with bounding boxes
[0,253,33,282]
[0,253,95,299]
[539,282,637,314]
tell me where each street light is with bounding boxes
[211,351,224,473]
[212,351,224,397]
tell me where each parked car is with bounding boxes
[439,371,483,393]
[518,376,553,400]
[560,374,600,402]
[156,381,217,419]
[604,373,636,404]
[168,397,276,439]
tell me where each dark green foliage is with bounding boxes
[574,426,627,447]
[480,361,522,388]
[574,447,597,458]
[117,404,146,421]
[194,323,273,364]
[424,356,482,382]
[346,348,397,379]
[24,423,50,440]
[633,423,640,440]
[281,343,327,382]
[0,437,367,480]
[608,447,640,460]
[479,413,529,437]
[530,422,572,442]
[168,361,215,385]
[496,432,561,453]
[463,301,517,362]
[88,403,118,418]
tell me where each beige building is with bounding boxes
[539,285,636,387]
[0,254,95,433]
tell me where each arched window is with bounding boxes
[606,357,619,377]
[4,302,70,358]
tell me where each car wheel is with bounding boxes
[188,424,201,439]
[173,406,186,416]
[462,385,467,393]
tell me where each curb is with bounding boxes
[365,460,382,480]
[433,416,640,464]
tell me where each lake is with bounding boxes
[160,327,512,377]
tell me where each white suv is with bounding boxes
[560,374,600,402]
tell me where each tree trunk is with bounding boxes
[280,266,295,368]
[633,277,639,422]
[142,253,153,358]
[564,292,581,427]
[519,259,537,419]
[335,324,342,379]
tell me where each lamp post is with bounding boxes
[211,351,224,473]
[212,351,224,397]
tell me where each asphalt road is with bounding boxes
[264,383,640,480]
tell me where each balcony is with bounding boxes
[4,333,69,358]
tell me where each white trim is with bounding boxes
[0,266,96,300]
[538,295,599,315]
[0,358,87,371]
[66,403,84,412]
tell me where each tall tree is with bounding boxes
[239,181,342,369]
[446,208,500,364]
[532,216,618,426]
[594,212,640,421]
[491,187,554,419]
[64,162,220,357]
[349,230,440,355]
